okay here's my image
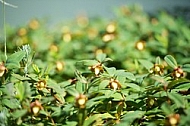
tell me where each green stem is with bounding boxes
[3,0,7,60]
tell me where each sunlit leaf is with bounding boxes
[164,55,178,68]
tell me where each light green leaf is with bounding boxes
[99,80,109,90]
[164,55,178,68]
[161,102,174,115]
[12,109,27,119]
[139,59,154,71]
[127,83,140,91]
[6,51,26,69]
[96,53,107,62]
[15,82,25,101]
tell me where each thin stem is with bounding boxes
[3,0,7,60]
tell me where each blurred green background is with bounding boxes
[1,0,190,29]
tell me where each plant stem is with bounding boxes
[3,0,7,60]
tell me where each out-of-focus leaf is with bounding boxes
[168,92,185,108]
[11,109,27,119]
[77,60,98,66]
[99,80,109,89]
[127,83,140,91]
[138,59,153,71]
[164,55,178,68]
[5,51,26,69]
[2,99,20,109]
[117,111,145,125]
[96,53,106,62]
[183,64,190,72]
[161,102,174,115]
[83,113,114,126]
[15,82,25,101]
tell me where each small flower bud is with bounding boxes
[172,67,184,79]
[135,41,145,51]
[166,114,180,126]
[75,94,87,109]
[106,22,116,33]
[37,80,47,90]
[56,61,64,72]
[89,63,103,76]
[0,63,6,77]
[109,79,121,91]
[30,100,43,116]
[150,64,164,75]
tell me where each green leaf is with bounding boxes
[164,55,178,68]
[66,87,79,96]
[83,113,114,126]
[116,71,136,81]
[155,56,161,64]
[2,99,20,109]
[161,102,174,115]
[127,83,140,91]
[96,53,107,62]
[11,109,27,119]
[83,114,100,126]
[99,80,109,90]
[117,111,145,125]
[139,59,154,71]
[168,92,185,108]
[15,82,25,101]
[11,74,30,81]
[105,67,116,76]
[32,64,40,74]
[6,51,26,69]
[183,64,190,73]
[77,60,98,66]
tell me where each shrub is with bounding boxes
[0,4,190,126]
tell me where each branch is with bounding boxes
[0,0,17,8]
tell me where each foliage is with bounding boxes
[0,4,190,126]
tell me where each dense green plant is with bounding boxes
[1,4,190,126]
